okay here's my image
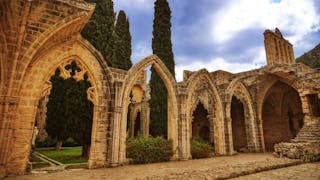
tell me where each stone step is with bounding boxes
[292,120,320,143]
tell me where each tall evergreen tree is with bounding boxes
[46,62,93,157]
[113,10,132,70]
[82,0,115,61]
[64,62,93,158]
[46,69,69,150]
[150,0,175,137]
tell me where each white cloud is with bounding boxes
[212,0,320,45]
[175,56,265,82]
[132,42,152,63]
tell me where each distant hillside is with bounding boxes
[296,43,320,69]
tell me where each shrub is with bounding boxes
[35,136,56,148]
[126,135,173,164]
[190,137,213,159]
[62,137,79,147]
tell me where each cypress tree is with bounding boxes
[150,0,175,137]
[108,31,125,69]
[64,62,93,158]
[46,62,94,157]
[82,0,115,61]
[114,10,132,70]
[46,69,69,150]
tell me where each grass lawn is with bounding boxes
[36,146,88,164]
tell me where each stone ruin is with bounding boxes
[0,0,319,177]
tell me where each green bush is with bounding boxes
[126,135,173,164]
[35,136,56,148]
[190,137,213,159]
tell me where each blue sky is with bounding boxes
[114,0,320,81]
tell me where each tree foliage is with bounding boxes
[82,0,132,70]
[150,0,175,137]
[113,10,132,70]
[46,62,93,157]
[46,69,69,145]
[82,0,115,61]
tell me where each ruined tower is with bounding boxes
[264,28,295,65]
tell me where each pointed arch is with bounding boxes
[6,40,111,174]
[260,79,304,151]
[226,79,260,152]
[185,69,225,155]
[13,3,96,97]
[116,55,179,163]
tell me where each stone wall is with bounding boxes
[264,28,295,65]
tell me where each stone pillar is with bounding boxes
[109,81,123,166]
[225,116,233,155]
[0,96,19,177]
[178,93,190,160]
[141,100,150,136]
[110,105,122,166]
[207,114,215,145]
[88,105,108,169]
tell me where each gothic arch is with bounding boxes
[257,72,303,124]
[13,3,96,96]
[6,40,110,174]
[226,79,259,152]
[185,69,225,155]
[259,76,304,151]
[116,55,179,163]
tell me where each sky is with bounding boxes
[114,0,320,81]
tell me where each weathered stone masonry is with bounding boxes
[0,0,319,177]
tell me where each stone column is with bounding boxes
[88,105,108,169]
[141,100,150,136]
[109,82,123,166]
[0,96,19,177]
[178,93,190,160]
[110,105,122,166]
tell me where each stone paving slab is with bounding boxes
[234,162,320,180]
[4,153,305,180]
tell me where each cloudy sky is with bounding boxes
[114,0,320,81]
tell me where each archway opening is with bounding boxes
[124,61,177,162]
[231,96,247,152]
[192,102,210,142]
[262,81,303,151]
[134,112,141,137]
[306,94,320,117]
[126,78,149,138]
[30,62,94,169]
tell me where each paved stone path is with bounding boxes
[4,153,313,180]
[235,162,320,180]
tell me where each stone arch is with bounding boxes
[260,78,304,151]
[127,101,142,137]
[116,55,179,164]
[14,4,96,95]
[225,79,259,152]
[185,69,225,156]
[6,40,110,175]
[255,68,310,151]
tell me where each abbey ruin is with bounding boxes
[0,0,319,177]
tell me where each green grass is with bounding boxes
[36,146,88,164]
